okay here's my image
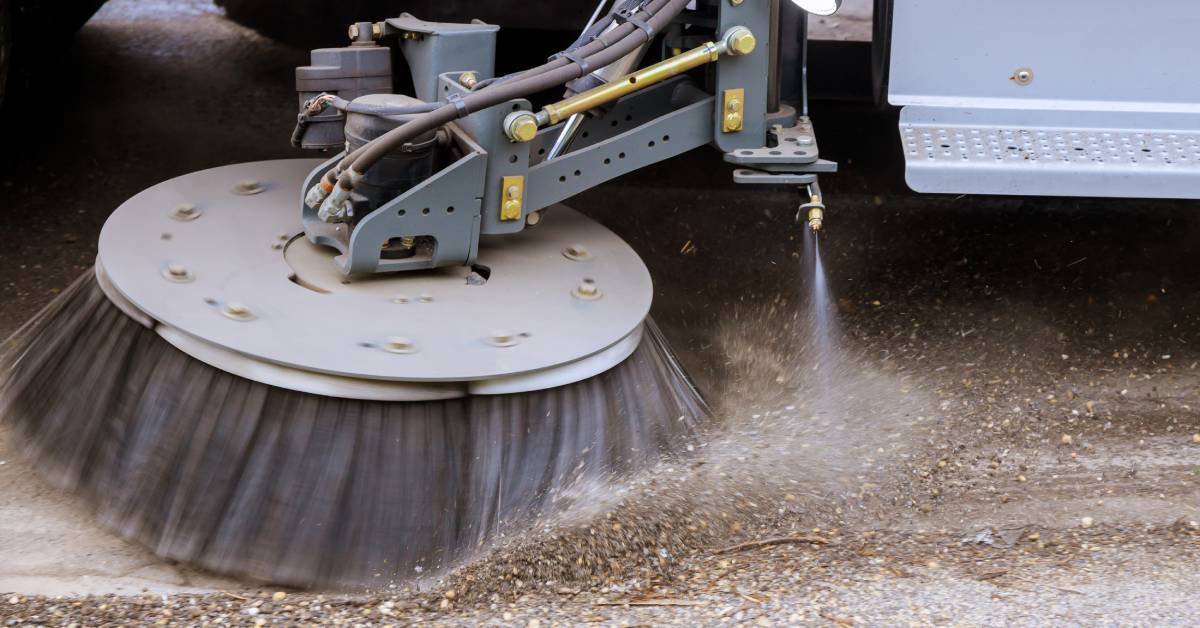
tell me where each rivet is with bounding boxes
[382,337,417,354]
[233,180,266,196]
[1012,67,1034,86]
[526,211,542,226]
[562,245,592,261]
[221,302,255,321]
[162,263,194,283]
[170,203,201,221]
[486,331,520,348]
[572,278,603,300]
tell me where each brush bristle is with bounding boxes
[0,272,707,588]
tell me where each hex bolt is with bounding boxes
[573,278,603,300]
[382,337,417,354]
[162,263,194,283]
[562,244,593,261]
[170,203,201,221]
[233,180,266,196]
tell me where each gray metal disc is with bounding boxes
[96,160,653,400]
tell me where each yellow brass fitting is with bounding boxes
[458,72,478,89]
[806,206,825,232]
[724,27,757,56]
[503,111,539,143]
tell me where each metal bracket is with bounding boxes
[384,13,500,103]
[714,0,771,151]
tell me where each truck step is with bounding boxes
[900,106,1200,199]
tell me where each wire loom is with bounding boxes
[0,273,708,588]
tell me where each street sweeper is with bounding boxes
[3,0,1199,588]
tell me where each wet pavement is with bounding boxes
[1,0,1198,623]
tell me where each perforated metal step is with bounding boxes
[900,107,1200,199]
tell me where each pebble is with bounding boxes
[1192,434,1200,444]
[1081,517,1094,528]
[272,591,287,602]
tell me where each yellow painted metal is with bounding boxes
[722,88,745,133]
[500,175,525,221]
[541,41,725,125]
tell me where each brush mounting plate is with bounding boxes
[96,160,651,400]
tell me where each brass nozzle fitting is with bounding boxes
[807,206,824,232]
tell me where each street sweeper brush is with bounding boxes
[0,0,839,587]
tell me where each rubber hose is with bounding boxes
[328,0,690,192]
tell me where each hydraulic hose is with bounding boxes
[311,0,692,211]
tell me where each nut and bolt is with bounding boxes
[504,111,540,143]
[563,244,592,261]
[233,180,266,196]
[572,278,603,300]
[725,27,757,56]
[221,302,255,321]
[458,72,479,89]
[382,337,417,354]
[170,203,201,221]
[161,263,194,283]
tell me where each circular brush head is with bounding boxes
[0,273,707,588]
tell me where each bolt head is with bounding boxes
[170,203,201,221]
[233,180,266,196]
[563,245,592,261]
[221,302,255,321]
[162,264,194,283]
[486,331,520,348]
[525,211,542,227]
[506,112,539,143]
[725,112,744,131]
[728,30,757,56]
[1012,68,1034,86]
[382,337,417,354]
[572,278,603,300]
[418,294,434,303]
[458,72,478,88]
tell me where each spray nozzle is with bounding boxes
[800,182,825,233]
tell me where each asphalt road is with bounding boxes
[1,0,1198,625]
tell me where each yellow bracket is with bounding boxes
[500,176,525,221]
[722,88,745,133]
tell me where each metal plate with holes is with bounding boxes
[900,107,1200,198]
[97,160,652,400]
[724,117,821,166]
